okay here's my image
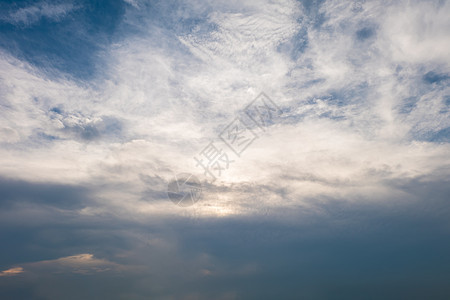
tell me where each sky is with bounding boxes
[0,0,449,299]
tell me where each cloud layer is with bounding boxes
[0,0,449,299]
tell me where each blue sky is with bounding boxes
[0,0,449,299]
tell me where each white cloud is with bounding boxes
[0,0,449,220]
[1,2,78,26]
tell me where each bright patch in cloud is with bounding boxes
[0,267,24,277]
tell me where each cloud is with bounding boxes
[25,253,129,275]
[0,0,450,298]
[0,267,24,277]
[1,254,125,277]
[0,0,448,218]
[1,2,77,27]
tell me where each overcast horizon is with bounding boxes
[1,0,450,299]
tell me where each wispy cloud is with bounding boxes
[26,253,130,274]
[0,267,24,277]
[0,0,448,217]
[1,2,78,27]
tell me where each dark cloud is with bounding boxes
[0,176,449,299]
[0,177,90,210]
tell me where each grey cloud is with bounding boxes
[48,108,124,142]
[0,175,450,299]
[0,177,90,210]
